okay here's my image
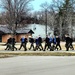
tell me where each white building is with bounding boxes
[27,24,53,38]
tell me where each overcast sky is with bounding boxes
[31,0,52,11]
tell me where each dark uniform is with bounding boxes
[19,37,25,50]
[69,37,74,50]
[11,37,17,51]
[24,38,28,51]
[5,37,12,50]
[55,36,62,50]
[44,36,49,51]
[65,35,70,51]
[35,37,41,51]
[38,36,43,50]
[29,37,34,50]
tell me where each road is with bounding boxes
[0,56,75,75]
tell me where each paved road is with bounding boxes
[0,56,75,75]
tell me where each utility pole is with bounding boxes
[45,9,47,36]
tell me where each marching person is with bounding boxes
[24,36,28,51]
[69,37,74,50]
[5,35,12,50]
[29,36,35,51]
[65,34,70,51]
[55,36,62,50]
[53,36,56,46]
[34,36,39,51]
[49,36,53,48]
[38,35,43,51]
[11,37,17,51]
[43,35,50,51]
[19,36,27,51]
[19,36,25,50]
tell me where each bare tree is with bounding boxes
[0,0,33,51]
[0,0,33,28]
[59,0,75,38]
[37,0,75,39]
[49,0,75,39]
[40,2,56,36]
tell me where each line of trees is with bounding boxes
[0,0,75,40]
[0,0,34,27]
[32,0,75,40]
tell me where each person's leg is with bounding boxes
[29,43,32,50]
[12,43,14,51]
[66,43,69,51]
[34,44,39,51]
[8,44,12,50]
[70,43,74,50]
[14,45,17,50]
[5,45,8,50]
[19,43,23,50]
[43,43,47,51]
[38,44,41,50]
[24,43,27,51]
[40,43,43,50]
[32,43,35,50]
[53,44,56,50]
[55,44,58,50]
[46,43,49,50]
[59,44,62,50]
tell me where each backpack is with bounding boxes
[21,38,25,43]
[49,37,53,43]
[53,37,56,44]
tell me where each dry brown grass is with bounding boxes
[0,42,75,58]
[0,51,75,57]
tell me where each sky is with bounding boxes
[31,0,52,11]
[0,0,52,12]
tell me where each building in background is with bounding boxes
[27,24,53,38]
[0,24,53,42]
[0,25,34,42]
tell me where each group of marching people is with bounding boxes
[44,35,62,51]
[18,35,60,51]
[5,34,74,51]
[19,35,43,51]
[44,34,74,51]
[5,35,17,51]
[65,34,74,51]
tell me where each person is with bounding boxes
[19,36,25,50]
[24,36,28,51]
[49,36,53,48]
[69,37,74,50]
[55,36,62,50]
[29,36,35,51]
[49,35,56,51]
[34,36,42,51]
[38,35,43,51]
[11,37,17,51]
[65,34,70,51]
[43,35,50,51]
[19,36,27,51]
[5,36,12,50]
[53,36,56,46]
